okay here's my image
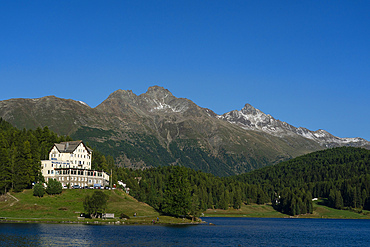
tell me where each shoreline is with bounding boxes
[1,214,369,225]
[0,219,204,225]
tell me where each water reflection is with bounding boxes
[37,224,102,246]
[1,218,370,246]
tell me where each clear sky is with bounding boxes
[1,1,369,140]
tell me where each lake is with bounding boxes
[1,217,369,246]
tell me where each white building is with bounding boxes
[41,140,110,187]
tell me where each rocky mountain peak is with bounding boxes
[220,103,369,148]
[108,89,136,100]
[144,86,174,100]
[241,103,259,115]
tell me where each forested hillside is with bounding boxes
[235,147,370,214]
[121,147,370,216]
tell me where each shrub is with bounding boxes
[83,190,109,218]
[33,183,45,197]
[46,179,63,195]
[119,213,130,219]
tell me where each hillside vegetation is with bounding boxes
[124,147,370,217]
[0,189,193,224]
[0,118,72,193]
[236,147,370,212]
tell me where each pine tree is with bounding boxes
[161,166,191,217]
[0,137,11,194]
[334,190,343,209]
[233,187,242,209]
[190,193,201,220]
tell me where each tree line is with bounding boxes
[0,118,72,193]
[235,146,370,213]
[115,147,370,217]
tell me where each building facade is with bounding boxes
[41,141,110,187]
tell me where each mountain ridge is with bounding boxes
[219,103,369,148]
[0,86,368,176]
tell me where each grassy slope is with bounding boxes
[2,191,369,223]
[203,204,286,218]
[0,189,193,224]
[300,200,370,219]
[203,201,370,219]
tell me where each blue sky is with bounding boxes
[1,1,369,140]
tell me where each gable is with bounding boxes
[52,141,92,154]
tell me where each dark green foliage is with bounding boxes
[0,119,71,194]
[46,179,62,195]
[33,183,45,197]
[116,165,267,214]
[161,166,191,217]
[237,147,370,214]
[273,188,313,216]
[83,190,109,218]
[118,147,370,216]
[328,189,343,209]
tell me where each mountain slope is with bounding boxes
[0,86,368,176]
[220,103,370,148]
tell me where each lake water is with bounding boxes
[1,217,369,246]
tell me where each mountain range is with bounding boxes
[1,86,369,176]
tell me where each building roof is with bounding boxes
[54,140,92,154]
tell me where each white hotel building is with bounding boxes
[41,141,110,187]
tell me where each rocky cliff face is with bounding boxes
[0,86,368,176]
[219,103,370,149]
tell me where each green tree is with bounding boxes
[189,193,201,220]
[46,179,63,195]
[33,183,45,197]
[232,187,242,209]
[161,166,191,217]
[334,190,343,209]
[83,190,109,218]
[0,136,11,194]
